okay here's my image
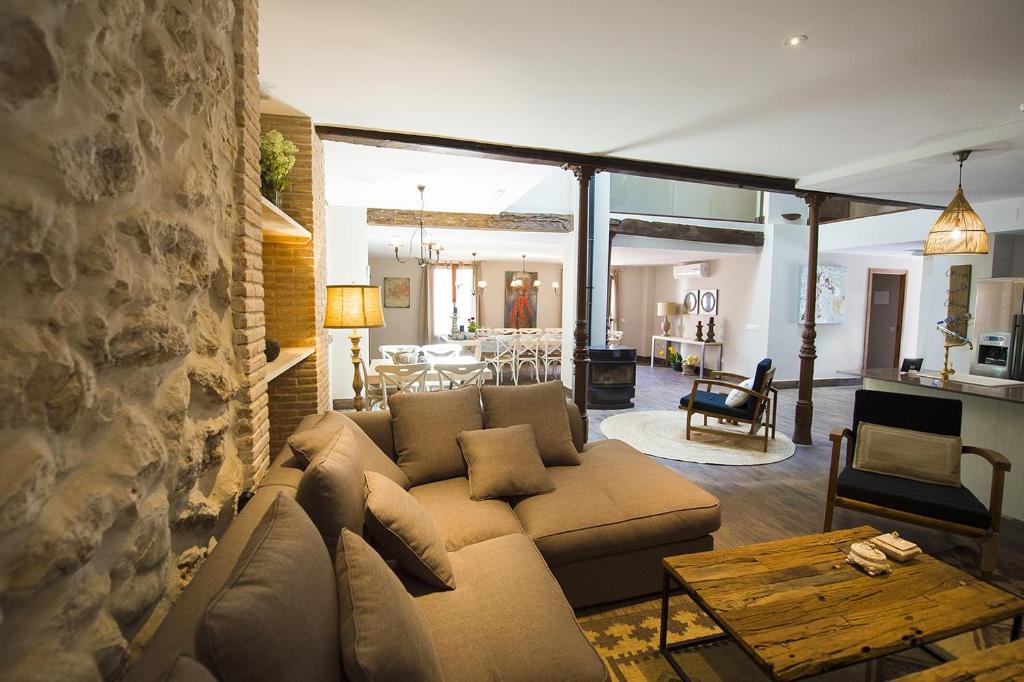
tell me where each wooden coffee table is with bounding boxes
[659,526,1024,681]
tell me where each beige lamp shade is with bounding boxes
[656,301,677,316]
[923,187,989,256]
[324,285,385,329]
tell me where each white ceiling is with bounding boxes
[260,0,1024,205]
[324,142,561,212]
[368,225,569,263]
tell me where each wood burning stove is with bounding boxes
[588,345,637,409]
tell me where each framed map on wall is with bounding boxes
[383,277,411,308]
[798,265,847,324]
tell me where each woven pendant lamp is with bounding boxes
[923,150,989,256]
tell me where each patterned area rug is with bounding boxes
[577,591,1016,681]
[599,410,795,465]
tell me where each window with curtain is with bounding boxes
[431,265,475,337]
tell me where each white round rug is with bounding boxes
[599,411,796,466]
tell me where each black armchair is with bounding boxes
[824,390,1010,580]
[679,358,777,452]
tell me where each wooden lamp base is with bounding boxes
[349,331,365,411]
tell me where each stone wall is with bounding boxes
[0,0,262,679]
[259,114,329,453]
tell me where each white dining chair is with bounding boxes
[540,333,562,381]
[544,328,563,335]
[434,361,488,390]
[484,335,517,385]
[358,360,387,411]
[420,343,462,359]
[375,363,429,409]
[515,334,541,383]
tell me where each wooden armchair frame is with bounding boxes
[680,367,777,452]
[824,427,1010,580]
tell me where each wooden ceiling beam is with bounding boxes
[316,125,796,193]
[610,218,765,247]
[367,208,572,233]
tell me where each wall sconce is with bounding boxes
[552,280,560,297]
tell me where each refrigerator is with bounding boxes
[972,279,1024,380]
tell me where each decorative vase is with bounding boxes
[695,320,704,342]
[672,361,683,372]
[265,339,281,362]
[706,317,716,343]
[683,364,699,376]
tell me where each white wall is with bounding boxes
[367,257,424,354]
[326,206,369,401]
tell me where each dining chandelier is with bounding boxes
[389,184,442,266]
[510,254,540,291]
[923,150,989,256]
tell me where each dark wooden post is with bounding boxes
[569,165,596,438]
[793,192,824,446]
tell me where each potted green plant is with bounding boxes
[667,347,683,372]
[467,317,478,334]
[259,130,298,206]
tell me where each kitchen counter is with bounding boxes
[842,368,1024,521]
[841,368,1024,405]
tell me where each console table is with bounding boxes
[649,335,722,376]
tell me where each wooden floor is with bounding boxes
[587,364,1024,580]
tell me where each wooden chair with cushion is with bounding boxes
[679,358,777,452]
[824,389,1010,580]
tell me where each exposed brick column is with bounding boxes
[232,0,270,485]
[259,114,329,452]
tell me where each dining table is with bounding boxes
[365,356,494,385]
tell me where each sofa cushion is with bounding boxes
[336,529,444,682]
[287,411,349,465]
[457,424,555,500]
[481,381,582,466]
[512,439,721,566]
[364,472,455,590]
[408,477,524,551]
[296,446,367,557]
[836,467,990,529]
[196,494,341,682]
[390,386,483,485]
[290,411,411,489]
[409,534,607,682]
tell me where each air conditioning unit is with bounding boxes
[673,262,710,279]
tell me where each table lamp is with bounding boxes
[656,301,677,335]
[325,285,385,411]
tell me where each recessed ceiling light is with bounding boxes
[785,34,808,47]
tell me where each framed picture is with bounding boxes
[504,271,538,328]
[681,290,699,314]
[799,265,847,324]
[383,277,411,308]
[699,289,718,315]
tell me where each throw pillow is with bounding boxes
[296,446,367,557]
[289,411,411,489]
[457,424,555,500]
[853,422,962,487]
[389,386,483,485]
[196,495,340,682]
[286,411,348,466]
[363,471,455,589]
[725,378,754,408]
[336,529,444,682]
[480,381,581,466]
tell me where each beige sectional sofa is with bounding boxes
[126,383,720,681]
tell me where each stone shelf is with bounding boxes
[261,197,311,244]
[266,346,315,382]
